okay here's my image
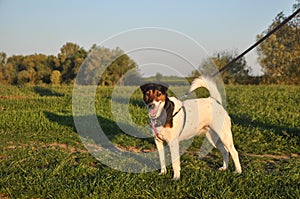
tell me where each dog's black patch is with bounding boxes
[140,82,169,94]
[140,82,175,128]
[162,97,175,128]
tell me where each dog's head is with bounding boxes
[140,82,169,119]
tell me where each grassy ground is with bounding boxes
[0,84,299,198]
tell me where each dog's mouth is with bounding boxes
[148,102,161,118]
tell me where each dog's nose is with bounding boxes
[148,103,155,110]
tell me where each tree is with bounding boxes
[23,54,51,84]
[257,1,300,84]
[122,68,142,85]
[155,72,163,82]
[78,46,139,86]
[104,53,137,86]
[11,54,51,85]
[2,55,23,84]
[196,50,251,84]
[0,52,6,66]
[17,70,31,84]
[0,52,7,84]
[46,55,60,71]
[58,42,87,84]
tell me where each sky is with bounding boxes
[0,0,297,76]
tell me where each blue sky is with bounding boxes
[0,0,296,75]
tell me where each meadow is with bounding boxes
[0,84,299,198]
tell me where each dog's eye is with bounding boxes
[145,91,150,96]
[157,91,162,97]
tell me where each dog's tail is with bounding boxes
[188,76,222,104]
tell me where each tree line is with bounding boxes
[0,43,139,86]
[0,1,299,85]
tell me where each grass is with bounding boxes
[0,84,299,198]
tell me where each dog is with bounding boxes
[140,76,242,180]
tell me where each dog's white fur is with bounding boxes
[149,76,242,180]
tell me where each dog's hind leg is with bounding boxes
[216,139,229,171]
[219,130,242,174]
[206,129,229,171]
[227,143,242,174]
[155,139,167,175]
[211,112,242,173]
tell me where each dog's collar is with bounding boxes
[172,106,183,118]
[179,106,186,137]
[151,106,183,127]
[151,117,164,127]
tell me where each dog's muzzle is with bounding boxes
[148,103,155,110]
[148,102,161,118]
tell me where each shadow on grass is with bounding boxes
[45,111,248,173]
[44,111,124,139]
[44,111,162,172]
[34,87,64,97]
[231,113,300,143]
[44,111,153,144]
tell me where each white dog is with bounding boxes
[140,76,242,180]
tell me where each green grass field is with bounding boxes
[0,84,299,198]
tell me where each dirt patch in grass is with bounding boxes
[0,193,10,199]
[0,95,29,100]
[246,153,300,159]
[116,145,156,153]
[4,142,300,160]
[41,142,86,154]
[3,142,87,154]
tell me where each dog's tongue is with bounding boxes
[149,109,157,117]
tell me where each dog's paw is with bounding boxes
[234,169,242,174]
[172,170,181,180]
[159,168,167,175]
[218,166,227,171]
[172,175,180,181]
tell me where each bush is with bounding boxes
[50,70,62,85]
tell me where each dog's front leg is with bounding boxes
[155,138,167,175]
[169,139,180,180]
